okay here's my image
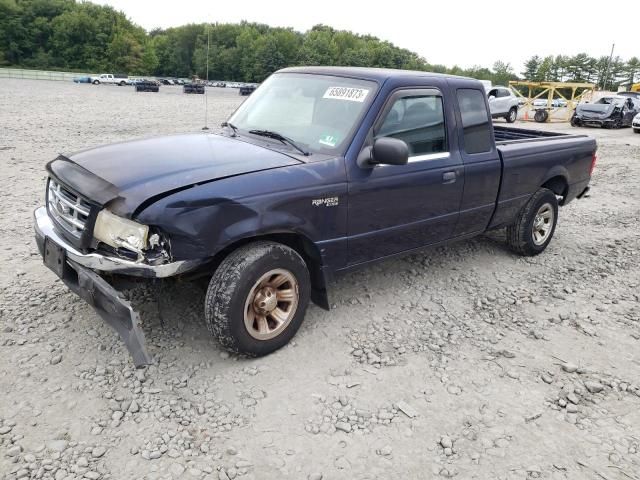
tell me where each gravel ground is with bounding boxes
[1,78,639,480]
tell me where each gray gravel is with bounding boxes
[1,78,640,479]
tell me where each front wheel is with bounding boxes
[506,188,559,256]
[634,128,640,134]
[92,80,99,85]
[205,242,311,356]
[505,107,517,123]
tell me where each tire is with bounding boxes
[506,188,559,256]
[570,115,580,127]
[634,128,640,134]
[505,107,517,123]
[92,80,99,85]
[534,109,548,123]
[205,241,311,356]
[119,81,126,86]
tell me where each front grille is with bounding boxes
[47,178,92,238]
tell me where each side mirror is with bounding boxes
[358,137,409,167]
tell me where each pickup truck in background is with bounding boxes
[34,67,597,366]
[486,86,520,123]
[89,74,128,86]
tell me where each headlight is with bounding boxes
[93,209,149,253]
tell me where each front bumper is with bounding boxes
[34,206,204,367]
[34,207,201,278]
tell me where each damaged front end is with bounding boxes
[34,205,204,367]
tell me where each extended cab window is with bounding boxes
[375,93,447,157]
[457,89,492,154]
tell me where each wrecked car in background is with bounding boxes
[134,79,160,92]
[239,84,257,96]
[571,95,639,128]
[183,82,205,94]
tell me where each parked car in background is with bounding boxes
[617,91,640,101]
[73,76,91,84]
[34,66,597,366]
[89,74,127,86]
[183,83,204,94]
[571,96,639,128]
[487,86,519,123]
[134,79,160,92]
[633,112,640,133]
[239,84,257,96]
[213,82,226,87]
[533,98,567,108]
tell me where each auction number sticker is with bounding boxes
[323,86,369,102]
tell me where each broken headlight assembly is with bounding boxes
[93,209,169,264]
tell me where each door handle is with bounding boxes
[442,171,457,184]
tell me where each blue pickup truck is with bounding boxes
[34,67,597,366]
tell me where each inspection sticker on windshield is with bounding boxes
[319,134,338,147]
[323,86,369,102]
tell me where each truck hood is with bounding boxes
[48,133,302,216]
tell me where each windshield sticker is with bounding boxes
[319,134,338,147]
[323,86,369,102]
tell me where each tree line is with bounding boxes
[1,0,638,89]
[522,54,639,89]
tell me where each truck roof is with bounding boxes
[278,66,474,84]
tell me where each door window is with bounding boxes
[375,94,447,157]
[457,89,492,154]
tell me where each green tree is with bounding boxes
[522,55,540,80]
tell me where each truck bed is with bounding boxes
[493,125,586,145]
[488,125,596,229]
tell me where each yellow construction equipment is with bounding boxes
[631,83,640,92]
[508,81,595,123]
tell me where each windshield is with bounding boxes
[228,73,378,154]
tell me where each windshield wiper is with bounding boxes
[221,121,238,136]
[248,129,310,156]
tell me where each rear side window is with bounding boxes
[457,89,492,154]
[376,94,447,156]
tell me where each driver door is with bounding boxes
[346,88,464,265]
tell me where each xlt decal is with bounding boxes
[312,196,339,207]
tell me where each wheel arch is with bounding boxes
[210,232,330,311]
[541,174,569,204]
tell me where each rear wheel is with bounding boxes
[506,188,558,256]
[205,242,311,356]
[92,80,99,85]
[505,107,517,123]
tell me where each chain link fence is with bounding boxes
[0,68,92,81]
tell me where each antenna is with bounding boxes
[202,24,210,131]
[603,42,615,92]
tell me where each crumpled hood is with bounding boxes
[48,133,302,216]
[575,103,616,119]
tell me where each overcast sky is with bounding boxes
[96,0,635,73]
